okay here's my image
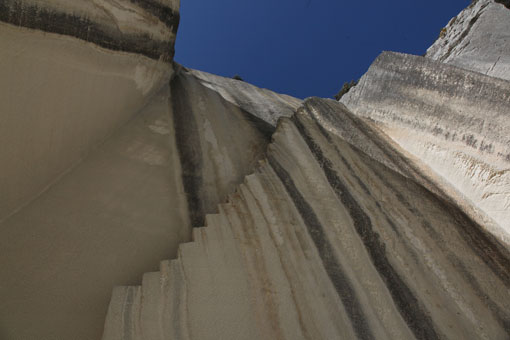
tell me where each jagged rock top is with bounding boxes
[426,0,510,80]
[184,67,302,126]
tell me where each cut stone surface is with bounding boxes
[426,0,510,81]
[0,85,190,339]
[0,29,301,338]
[0,0,180,60]
[186,67,302,126]
[103,98,510,340]
[341,51,510,244]
[2,0,510,339]
[0,22,173,223]
[170,67,300,227]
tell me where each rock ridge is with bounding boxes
[103,97,510,340]
[341,51,510,243]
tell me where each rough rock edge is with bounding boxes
[340,51,510,247]
[102,97,510,340]
[0,0,180,61]
[426,0,510,81]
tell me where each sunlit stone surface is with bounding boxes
[426,0,510,81]
[341,52,510,244]
[1,0,509,339]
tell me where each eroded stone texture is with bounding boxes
[0,0,179,60]
[341,51,510,243]
[0,47,301,338]
[426,0,510,80]
[0,85,191,340]
[0,0,181,223]
[171,66,301,227]
[103,98,510,340]
[0,22,174,223]
[186,68,302,126]
[2,1,509,339]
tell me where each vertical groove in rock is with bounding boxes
[103,95,510,340]
[290,114,441,340]
[268,155,377,340]
[170,74,205,227]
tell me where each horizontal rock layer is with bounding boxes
[103,98,510,340]
[341,51,510,243]
[0,2,182,337]
[0,22,173,223]
[0,0,179,60]
[0,48,301,338]
[426,0,510,81]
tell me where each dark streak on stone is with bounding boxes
[304,107,424,268]
[300,98,510,330]
[495,0,510,9]
[291,114,442,340]
[305,106,372,196]
[445,198,510,281]
[171,74,205,227]
[350,139,510,330]
[127,0,180,32]
[239,110,275,141]
[0,0,177,61]
[268,155,376,340]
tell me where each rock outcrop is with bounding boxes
[1,0,509,339]
[0,3,179,336]
[0,0,179,61]
[341,51,510,245]
[185,68,301,126]
[103,98,510,340]
[0,0,179,223]
[426,0,510,81]
[0,3,301,336]
[170,66,301,227]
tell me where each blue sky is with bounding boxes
[175,0,470,99]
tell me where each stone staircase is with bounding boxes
[103,159,353,340]
[102,98,510,340]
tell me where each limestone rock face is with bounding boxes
[0,61,300,338]
[0,4,178,223]
[0,0,180,61]
[0,4,180,335]
[0,1,304,336]
[186,68,302,126]
[341,51,510,244]
[426,0,510,80]
[0,84,192,339]
[2,0,510,339]
[170,66,301,227]
[103,98,510,340]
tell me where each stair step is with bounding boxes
[204,213,224,241]
[140,272,164,339]
[160,259,190,340]
[102,286,142,340]
[178,205,263,340]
